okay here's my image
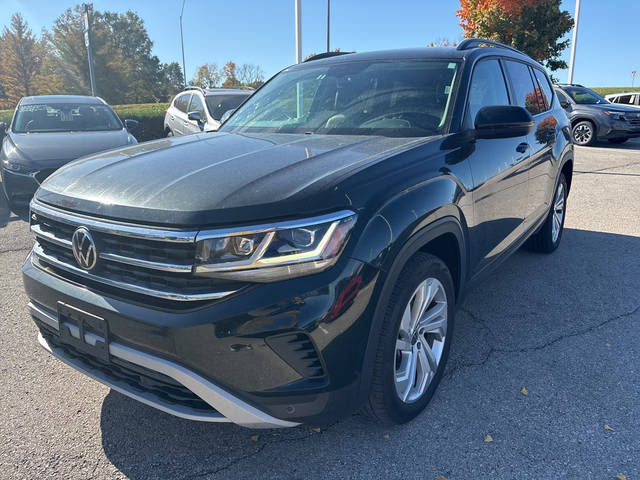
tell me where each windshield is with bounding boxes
[221,60,460,137]
[564,87,609,105]
[205,94,250,121]
[12,103,123,133]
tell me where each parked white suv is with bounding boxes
[164,87,252,136]
[605,92,640,108]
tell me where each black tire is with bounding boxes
[608,138,628,144]
[571,120,596,146]
[165,129,174,137]
[365,252,455,424]
[525,173,568,253]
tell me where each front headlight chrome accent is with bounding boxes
[194,210,356,282]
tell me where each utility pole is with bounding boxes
[81,3,97,96]
[180,0,187,87]
[633,70,637,88]
[326,0,330,52]
[567,0,581,84]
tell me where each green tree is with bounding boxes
[0,13,44,108]
[159,61,184,96]
[457,0,573,71]
[191,63,221,88]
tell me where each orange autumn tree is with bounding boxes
[457,0,573,72]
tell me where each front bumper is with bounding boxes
[23,251,379,427]
[597,121,640,139]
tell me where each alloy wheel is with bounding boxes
[394,278,448,403]
[551,182,565,243]
[573,123,593,145]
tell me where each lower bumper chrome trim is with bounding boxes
[31,302,299,428]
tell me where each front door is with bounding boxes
[464,58,531,276]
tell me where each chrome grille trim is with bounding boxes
[30,223,72,248]
[98,252,193,273]
[31,201,198,243]
[33,244,235,302]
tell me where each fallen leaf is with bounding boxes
[435,476,447,480]
[616,473,627,480]
[311,427,321,433]
[383,433,390,439]
[250,434,259,441]
[520,387,528,396]
[484,434,493,443]
[604,424,614,431]
[605,343,612,347]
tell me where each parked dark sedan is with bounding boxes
[0,95,138,211]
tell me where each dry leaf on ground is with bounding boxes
[604,424,614,431]
[250,434,259,441]
[520,387,528,396]
[484,434,494,443]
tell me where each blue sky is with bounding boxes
[1,0,638,87]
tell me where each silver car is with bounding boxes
[164,87,252,136]
[0,95,138,211]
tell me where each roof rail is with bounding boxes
[304,51,353,62]
[556,83,584,87]
[183,85,205,93]
[457,38,525,56]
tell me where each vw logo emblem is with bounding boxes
[71,227,98,271]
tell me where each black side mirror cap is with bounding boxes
[474,105,534,139]
[124,119,139,131]
[187,111,202,123]
[560,101,570,108]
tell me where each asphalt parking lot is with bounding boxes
[0,139,639,480]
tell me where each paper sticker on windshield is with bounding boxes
[444,86,451,94]
[448,63,456,69]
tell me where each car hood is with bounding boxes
[7,129,134,168]
[37,132,430,227]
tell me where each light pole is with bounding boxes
[567,0,581,84]
[295,0,302,64]
[326,0,330,52]
[633,70,637,88]
[180,0,187,87]
[81,3,97,96]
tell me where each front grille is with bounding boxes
[30,202,244,302]
[627,116,640,127]
[45,332,215,412]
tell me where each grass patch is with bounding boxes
[590,87,637,97]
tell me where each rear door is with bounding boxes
[464,58,532,275]
[171,93,192,135]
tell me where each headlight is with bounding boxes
[194,210,356,282]
[1,157,32,173]
[1,142,32,173]
[603,111,626,121]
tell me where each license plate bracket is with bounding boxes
[57,302,110,362]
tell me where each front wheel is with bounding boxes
[525,173,568,253]
[365,252,455,424]
[572,120,596,146]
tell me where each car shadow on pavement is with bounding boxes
[98,226,640,479]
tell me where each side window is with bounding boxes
[618,94,632,104]
[174,93,191,113]
[467,59,510,125]
[505,60,544,115]
[533,68,553,110]
[609,96,619,103]
[556,90,569,104]
[188,94,206,119]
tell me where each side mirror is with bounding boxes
[0,122,6,139]
[124,119,139,131]
[474,106,533,139]
[220,109,235,124]
[187,111,202,123]
[559,100,570,108]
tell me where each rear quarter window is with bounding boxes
[532,69,553,110]
[174,93,191,112]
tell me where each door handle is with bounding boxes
[516,142,529,153]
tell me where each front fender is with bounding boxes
[350,175,469,274]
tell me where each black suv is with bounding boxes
[555,84,640,146]
[24,39,573,428]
